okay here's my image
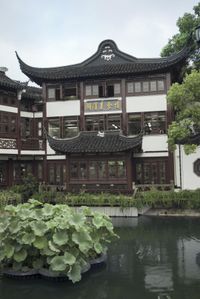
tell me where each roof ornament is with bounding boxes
[101,45,115,61]
[97,131,105,137]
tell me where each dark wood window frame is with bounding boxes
[135,158,169,185]
[128,111,167,135]
[0,111,17,137]
[48,116,79,138]
[69,158,127,182]
[85,113,121,131]
[126,78,166,96]
[84,80,121,99]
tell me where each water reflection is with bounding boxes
[1,217,200,299]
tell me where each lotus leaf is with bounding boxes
[72,230,93,253]
[92,214,105,228]
[30,220,48,236]
[63,252,76,265]
[8,220,21,234]
[31,209,44,220]
[40,247,55,256]
[48,240,60,253]
[33,236,48,249]
[32,258,44,269]
[68,264,82,283]
[50,256,67,272]
[53,230,69,246]
[0,249,5,261]
[94,242,103,254]
[68,212,86,228]
[18,208,32,220]
[42,204,55,217]
[14,249,27,262]
[5,244,15,258]
[21,233,36,245]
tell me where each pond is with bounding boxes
[1,216,200,299]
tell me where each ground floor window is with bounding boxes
[135,159,168,184]
[70,159,126,181]
[47,162,66,185]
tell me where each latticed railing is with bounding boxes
[0,138,17,149]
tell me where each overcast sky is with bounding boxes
[0,0,198,85]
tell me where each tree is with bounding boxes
[167,70,200,154]
[161,3,200,69]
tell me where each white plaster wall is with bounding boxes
[47,100,80,117]
[47,143,56,155]
[142,135,168,152]
[0,105,17,114]
[179,146,200,190]
[126,94,167,113]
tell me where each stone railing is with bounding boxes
[0,138,17,149]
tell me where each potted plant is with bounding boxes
[0,199,118,283]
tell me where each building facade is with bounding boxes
[1,39,195,191]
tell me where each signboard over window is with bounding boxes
[84,99,121,113]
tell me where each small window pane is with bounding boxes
[128,114,141,135]
[48,119,60,138]
[114,83,121,95]
[98,161,107,179]
[135,82,141,93]
[127,82,134,94]
[48,88,55,99]
[70,162,78,179]
[108,161,117,178]
[92,85,98,96]
[80,162,87,179]
[143,82,149,92]
[117,161,126,177]
[150,81,157,92]
[86,85,92,96]
[89,161,97,179]
[158,80,164,91]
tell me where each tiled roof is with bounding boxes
[0,71,22,90]
[22,85,42,100]
[47,130,143,154]
[16,39,191,85]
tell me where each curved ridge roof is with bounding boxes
[47,130,143,154]
[0,70,22,90]
[16,39,191,85]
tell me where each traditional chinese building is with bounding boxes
[0,67,44,188]
[1,39,193,191]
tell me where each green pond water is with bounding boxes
[1,216,200,299]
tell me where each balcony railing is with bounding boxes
[0,138,17,149]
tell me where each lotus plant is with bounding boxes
[0,199,118,283]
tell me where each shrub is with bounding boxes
[0,200,118,283]
[11,174,38,201]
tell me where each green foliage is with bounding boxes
[0,191,22,209]
[160,3,200,69]
[0,199,118,283]
[11,174,38,201]
[167,70,200,153]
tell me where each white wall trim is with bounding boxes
[47,155,66,160]
[134,152,168,158]
[20,111,43,118]
[0,149,18,154]
[20,150,45,155]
